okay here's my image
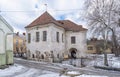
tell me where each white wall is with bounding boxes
[0,31,5,53]
[65,31,87,58]
[26,23,65,58]
[49,24,65,58]
[0,17,13,54]
[26,23,87,59]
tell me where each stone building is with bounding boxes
[25,11,87,62]
[0,15,14,67]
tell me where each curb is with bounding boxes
[94,66,120,71]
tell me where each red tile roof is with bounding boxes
[25,11,87,31]
[57,20,87,31]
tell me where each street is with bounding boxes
[14,58,120,77]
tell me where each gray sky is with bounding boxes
[0,0,86,33]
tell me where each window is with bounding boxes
[56,32,59,42]
[36,32,39,42]
[43,31,47,41]
[88,47,93,50]
[71,36,76,44]
[28,33,31,43]
[62,34,64,42]
[16,40,19,46]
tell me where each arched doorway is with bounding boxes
[69,48,77,59]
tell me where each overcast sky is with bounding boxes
[0,0,86,34]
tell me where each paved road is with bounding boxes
[14,58,120,77]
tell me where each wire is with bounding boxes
[0,9,84,13]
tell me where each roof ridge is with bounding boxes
[25,11,87,31]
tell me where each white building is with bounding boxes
[25,11,87,62]
[0,15,14,67]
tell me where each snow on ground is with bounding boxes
[37,73,108,77]
[87,54,120,68]
[0,64,25,77]
[62,54,120,68]
[0,64,108,77]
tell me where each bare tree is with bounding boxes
[85,0,120,57]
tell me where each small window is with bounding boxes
[43,31,47,41]
[56,32,59,42]
[88,47,93,50]
[36,32,39,42]
[28,33,31,43]
[71,36,76,44]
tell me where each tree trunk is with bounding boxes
[103,30,108,66]
[104,52,108,66]
[111,29,119,57]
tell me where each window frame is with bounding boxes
[43,31,47,41]
[56,32,59,42]
[71,36,76,44]
[28,33,31,43]
[36,32,40,42]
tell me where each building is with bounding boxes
[87,38,112,54]
[25,11,87,62]
[0,15,14,67]
[13,32,26,57]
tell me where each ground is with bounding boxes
[0,58,120,77]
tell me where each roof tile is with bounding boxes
[25,11,87,31]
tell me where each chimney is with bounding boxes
[23,33,25,36]
[16,32,19,36]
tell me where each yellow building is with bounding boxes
[87,38,112,54]
[13,32,26,57]
[87,45,96,54]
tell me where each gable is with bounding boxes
[0,15,13,32]
[25,11,87,32]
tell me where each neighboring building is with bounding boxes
[87,38,112,54]
[13,32,26,57]
[0,15,14,67]
[25,11,87,62]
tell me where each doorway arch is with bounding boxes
[69,48,77,59]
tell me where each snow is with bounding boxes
[67,71,80,74]
[87,54,120,68]
[0,64,108,77]
[0,64,25,77]
[14,68,38,77]
[38,73,108,77]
